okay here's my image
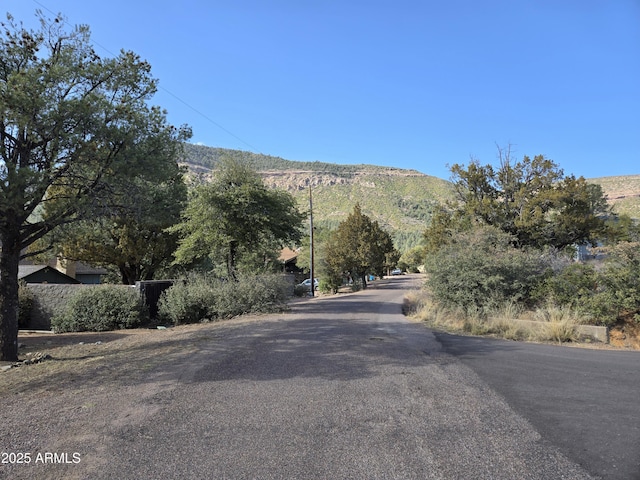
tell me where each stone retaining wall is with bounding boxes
[489,317,609,343]
[575,324,609,343]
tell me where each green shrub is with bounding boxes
[532,262,598,308]
[18,280,34,329]
[156,277,215,325]
[574,292,617,326]
[52,286,148,332]
[563,242,640,327]
[424,226,547,311]
[209,275,290,319]
[320,275,341,294]
[596,242,640,318]
[293,284,309,297]
[157,274,291,325]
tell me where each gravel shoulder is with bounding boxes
[1,316,275,479]
[2,316,271,396]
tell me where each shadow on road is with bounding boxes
[433,331,523,358]
[190,314,430,383]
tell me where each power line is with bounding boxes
[157,87,260,152]
[30,0,261,153]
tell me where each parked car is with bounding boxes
[391,268,403,275]
[298,278,319,290]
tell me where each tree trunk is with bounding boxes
[0,230,21,362]
[119,263,143,285]
[227,240,238,281]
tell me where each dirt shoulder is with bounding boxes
[1,287,363,387]
[1,319,263,397]
[1,319,276,480]
[608,319,640,349]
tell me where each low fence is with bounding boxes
[26,284,95,330]
[25,281,177,331]
[25,275,296,331]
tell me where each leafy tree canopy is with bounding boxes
[602,214,640,245]
[430,145,610,251]
[397,245,426,273]
[0,11,184,360]
[47,158,189,284]
[171,158,305,278]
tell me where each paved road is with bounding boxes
[435,331,640,480]
[99,275,599,479]
[7,275,638,479]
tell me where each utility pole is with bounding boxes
[309,185,315,297]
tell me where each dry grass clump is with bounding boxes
[485,317,529,341]
[533,305,580,343]
[462,310,489,335]
[543,320,578,344]
[404,290,465,331]
[407,290,583,344]
[485,303,529,340]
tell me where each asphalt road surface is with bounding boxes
[7,274,640,479]
[434,331,640,480]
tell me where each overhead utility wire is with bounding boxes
[157,87,260,153]
[30,0,261,153]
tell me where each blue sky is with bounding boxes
[7,0,640,180]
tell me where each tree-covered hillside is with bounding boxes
[180,144,640,251]
[182,143,404,174]
[590,175,640,219]
[180,144,455,251]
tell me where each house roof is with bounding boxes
[75,262,109,275]
[18,265,80,284]
[19,257,108,276]
[278,247,299,263]
[18,265,55,279]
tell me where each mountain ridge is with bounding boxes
[180,143,640,250]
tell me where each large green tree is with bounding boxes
[444,147,610,250]
[0,13,180,360]
[171,158,305,278]
[49,154,189,284]
[324,204,397,288]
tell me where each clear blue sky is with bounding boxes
[7,0,640,180]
